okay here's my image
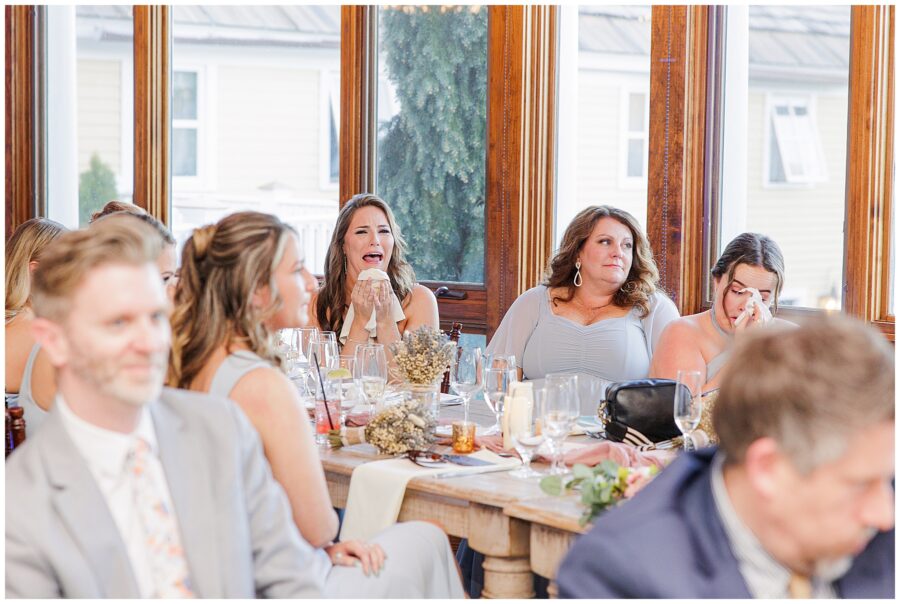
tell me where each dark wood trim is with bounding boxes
[843,5,894,327]
[646,6,710,316]
[484,5,557,341]
[133,5,170,225]
[339,5,374,206]
[5,5,36,238]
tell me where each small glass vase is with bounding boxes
[405,381,441,421]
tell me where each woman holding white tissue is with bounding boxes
[650,232,794,391]
[311,193,439,357]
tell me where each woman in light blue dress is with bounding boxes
[487,205,679,412]
[461,206,678,598]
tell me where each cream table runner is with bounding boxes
[339,450,520,541]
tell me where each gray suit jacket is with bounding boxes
[5,387,326,598]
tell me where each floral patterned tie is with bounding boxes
[128,437,195,598]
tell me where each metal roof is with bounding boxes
[76,4,850,69]
[578,5,850,71]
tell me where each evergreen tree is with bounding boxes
[78,153,118,226]
[377,6,487,282]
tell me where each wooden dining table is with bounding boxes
[319,397,592,599]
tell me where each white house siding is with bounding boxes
[76,58,122,176]
[745,90,847,307]
[576,70,648,232]
[216,64,322,200]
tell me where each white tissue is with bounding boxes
[734,287,773,327]
[339,269,405,345]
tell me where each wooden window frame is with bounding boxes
[340,5,557,340]
[5,5,37,238]
[844,5,894,340]
[133,5,170,226]
[648,5,895,341]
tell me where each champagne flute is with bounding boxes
[674,370,703,452]
[450,346,483,423]
[509,388,545,479]
[357,344,387,416]
[543,373,578,475]
[482,367,510,436]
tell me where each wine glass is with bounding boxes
[357,344,387,416]
[450,346,483,423]
[289,327,318,397]
[674,370,703,452]
[482,367,510,436]
[542,373,579,475]
[335,354,360,422]
[509,389,545,479]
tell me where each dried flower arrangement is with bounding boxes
[329,398,437,455]
[389,326,457,385]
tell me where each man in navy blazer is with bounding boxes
[558,315,894,598]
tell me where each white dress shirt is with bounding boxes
[56,395,185,598]
[710,453,850,598]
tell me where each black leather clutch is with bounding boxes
[597,379,686,447]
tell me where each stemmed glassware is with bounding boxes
[287,327,318,397]
[542,373,579,476]
[482,367,511,436]
[356,344,387,417]
[509,388,546,479]
[450,346,483,423]
[674,370,703,452]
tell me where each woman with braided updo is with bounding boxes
[168,211,463,598]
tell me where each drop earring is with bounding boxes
[574,261,583,287]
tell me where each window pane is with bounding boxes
[45,6,134,227]
[173,71,198,120]
[628,92,645,132]
[555,6,652,246]
[627,139,644,178]
[172,128,197,177]
[374,6,488,283]
[169,6,341,275]
[719,6,850,309]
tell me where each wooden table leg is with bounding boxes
[465,503,534,599]
[481,555,534,599]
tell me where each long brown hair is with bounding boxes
[168,211,296,389]
[316,193,416,335]
[5,218,67,323]
[543,205,660,317]
[712,232,785,315]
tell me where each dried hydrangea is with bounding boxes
[389,326,457,385]
[362,399,437,455]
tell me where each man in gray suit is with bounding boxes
[6,216,327,598]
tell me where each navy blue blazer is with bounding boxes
[557,448,894,598]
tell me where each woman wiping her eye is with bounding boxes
[650,232,796,392]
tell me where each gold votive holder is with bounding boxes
[451,420,476,454]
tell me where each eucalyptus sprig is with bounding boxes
[540,460,659,526]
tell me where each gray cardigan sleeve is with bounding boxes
[641,292,680,357]
[485,286,545,370]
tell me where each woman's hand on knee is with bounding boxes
[325,540,387,576]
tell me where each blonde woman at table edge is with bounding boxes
[309,193,439,357]
[649,232,795,392]
[167,211,464,598]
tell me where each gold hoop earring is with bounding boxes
[574,261,583,287]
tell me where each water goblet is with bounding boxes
[543,373,579,476]
[357,344,387,417]
[509,391,545,479]
[674,370,703,452]
[482,367,510,436]
[450,346,483,423]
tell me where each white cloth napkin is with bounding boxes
[339,449,521,542]
[339,268,406,346]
